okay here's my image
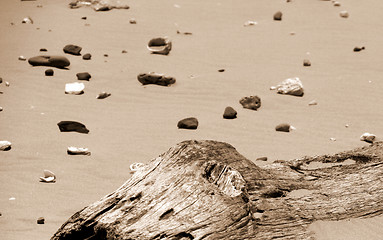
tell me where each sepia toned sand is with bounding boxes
[0,0,382,239]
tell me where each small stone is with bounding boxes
[63,44,82,55]
[37,217,45,224]
[82,53,92,60]
[104,54,108,57]
[0,107,3,111]
[45,69,54,76]
[122,50,127,53]
[330,138,336,141]
[274,77,304,97]
[97,92,111,99]
[76,72,91,81]
[40,48,48,52]
[177,117,198,130]
[239,96,261,110]
[81,16,87,20]
[0,140,12,151]
[303,59,311,67]
[67,146,91,156]
[57,121,89,134]
[137,72,176,86]
[360,133,376,143]
[273,11,282,21]
[333,1,341,6]
[28,55,70,68]
[147,37,172,55]
[308,100,317,106]
[256,157,268,161]
[0,77,2,84]
[21,17,33,24]
[275,123,291,132]
[18,56,27,61]
[340,10,349,18]
[5,81,10,87]
[353,46,365,52]
[218,69,225,72]
[223,106,237,119]
[65,82,85,95]
[129,18,136,24]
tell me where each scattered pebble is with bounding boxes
[339,10,349,18]
[303,59,311,67]
[239,96,261,110]
[275,123,292,132]
[57,121,89,134]
[0,77,2,84]
[345,124,349,128]
[129,18,136,24]
[353,46,365,52]
[28,55,70,68]
[177,117,198,130]
[45,69,54,76]
[104,54,109,57]
[76,72,91,81]
[244,20,258,26]
[40,48,47,52]
[97,92,111,99]
[5,81,10,87]
[333,1,341,7]
[18,56,27,61]
[65,82,85,95]
[81,16,87,20]
[0,107,3,111]
[256,157,268,161]
[37,217,45,224]
[330,137,336,141]
[121,50,127,53]
[9,197,15,201]
[21,16,33,24]
[360,133,376,143]
[308,100,318,106]
[273,11,283,21]
[0,140,12,151]
[223,106,237,119]
[63,44,82,55]
[147,37,172,55]
[67,146,91,155]
[289,32,296,35]
[218,69,225,72]
[272,77,304,97]
[39,170,56,183]
[137,72,176,86]
[82,53,92,60]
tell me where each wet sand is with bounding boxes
[1,0,383,239]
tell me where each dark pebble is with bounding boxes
[177,117,198,130]
[63,44,82,55]
[82,53,91,60]
[81,16,87,20]
[137,73,176,86]
[275,123,291,132]
[122,50,127,53]
[274,11,283,21]
[256,157,268,161]
[45,69,54,76]
[218,69,225,72]
[223,106,237,119]
[0,78,2,84]
[239,96,261,110]
[303,59,311,67]
[353,46,365,52]
[76,72,91,81]
[37,217,45,224]
[104,54,109,57]
[40,48,47,52]
[57,121,89,134]
[28,56,70,68]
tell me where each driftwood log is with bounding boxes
[52,140,383,240]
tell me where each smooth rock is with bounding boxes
[353,46,365,52]
[76,72,91,81]
[45,69,54,76]
[340,10,349,18]
[18,56,27,61]
[275,123,291,132]
[67,146,91,155]
[177,117,198,130]
[223,107,237,119]
[274,77,304,96]
[308,100,318,106]
[97,92,111,99]
[256,157,268,161]
[303,59,311,67]
[57,121,89,134]
[273,11,282,21]
[39,170,56,183]
[239,96,261,110]
[360,133,376,143]
[122,50,127,53]
[333,1,341,6]
[0,140,12,151]
[218,69,225,72]
[81,16,87,20]
[147,37,172,55]
[137,72,176,86]
[129,18,136,24]
[82,53,91,60]
[63,44,82,55]
[37,217,45,224]
[65,82,85,95]
[0,107,3,111]
[21,16,33,24]
[28,55,70,68]
[40,48,47,52]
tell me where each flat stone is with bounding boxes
[177,117,198,130]
[303,59,311,67]
[274,11,282,21]
[137,72,176,86]
[40,48,48,52]
[256,157,268,161]
[63,44,82,55]
[82,53,91,60]
[223,106,237,119]
[275,123,291,132]
[45,69,54,76]
[239,96,261,110]
[37,217,45,224]
[97,92,111,99]
[76,72,91,81]
[57,121,89,134]
[28,55,70,68]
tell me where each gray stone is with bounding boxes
[63,44,82,55]
[45,69,54,76]
[275,123,291,132]
[76,72,91,81]
[223,107,237,119]
[137,72,175,86]
[177,117,198,130]
[28,56,70,68]
[239,96,261,110]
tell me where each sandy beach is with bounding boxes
[1,0,383,239]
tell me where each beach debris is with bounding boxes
[339,10,349,18]
[244,20,258,26]
[137,72,176,86]
[308,100,318,106]
[0,141,12,151]
[147,37,172,55]
[223,106,237,119]
[178,117,199,130]
[18,56,27,61]
[82,53,91,60]
[28,55,70,68]
[273,11,282,21]
[21,16,33,24]
[97,92,111,99]
[218,69,225,72]
[76,72,91,81]
[40,48,47,52]
[63,44,82,55]
[58,121,89,133]
[39,170,56,183]
[130,162,145,173]
[353,46,365,52]
[303,59,311,67]
[65,82,85,95]
[256,157,268,161]
[67,146,91,155]
[129,18,136,24]
[69,0,129,11]
[272,77,304,96]
[275,123,294,132]
[360,133,376,143]
[45,69,54,76]
[239,96,261,110]
[37,217,45,224]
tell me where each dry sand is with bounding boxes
[0,0,382,239]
